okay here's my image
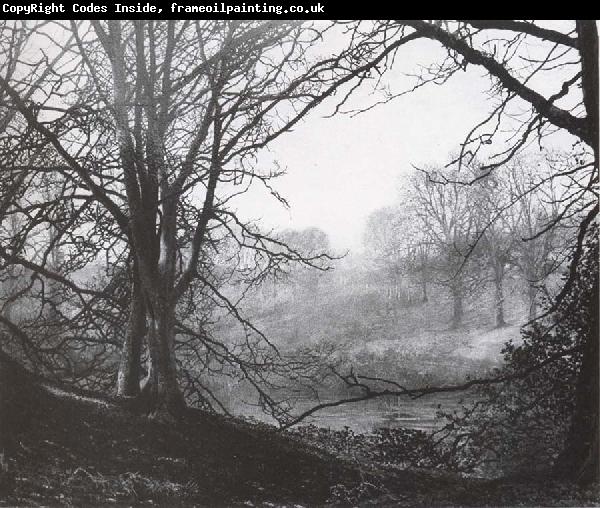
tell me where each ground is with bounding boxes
[1,358,599,507]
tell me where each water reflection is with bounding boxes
[244,392,473,433]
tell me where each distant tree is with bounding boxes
[404,232,433,304]
[410,168,485,328]
[279,227,331,293]
[469,166,518,328]
[475,187,514,327]
[364,205,433,307]
[363,207,406,309]
[502,157,570,320]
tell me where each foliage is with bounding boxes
[290,424,444,470]
[432,224,598,476]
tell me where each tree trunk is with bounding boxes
[140,296,185,417]
[451,287,463,329]
[494,265,506,327]
[555,277,599,484]
[116,274,145,397]
[527,284,537,321]
[576,21,598,160]
[421,277,428,303]
[129,188,186,417]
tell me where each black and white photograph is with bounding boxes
[0,18,598,506]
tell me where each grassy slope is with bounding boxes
[241,281,527,383]
[1,369,356,506]
[1,357,598,507]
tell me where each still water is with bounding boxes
[244,392,473,433]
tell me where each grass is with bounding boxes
[1,370,357,506]
[241,274,527,361]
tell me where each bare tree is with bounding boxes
[0,20,419,419]
[279,227,331,294]
[502,156,572,320]
[411,168,483,328]
[363,207,407,311]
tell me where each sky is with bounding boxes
[233,23,579,253]
[234,46,494,252]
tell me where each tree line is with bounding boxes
[364,152,580,329]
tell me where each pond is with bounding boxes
[243,392,475,433]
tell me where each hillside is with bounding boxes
[243,267,526,353]
[197,272,535,428]
[1,355,598,507]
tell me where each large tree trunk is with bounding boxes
[140,297,185,417]
[576,20,598,160]
[116,272,145,397]
[555,277,599,485]
[138,197,185,417]
[561,20,598,484]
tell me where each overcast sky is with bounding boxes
[233,24,577,253]
[234,44,499,252]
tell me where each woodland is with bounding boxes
[0,20,597,506]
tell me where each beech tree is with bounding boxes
[3,20,319,414]
[1,20,427,419]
